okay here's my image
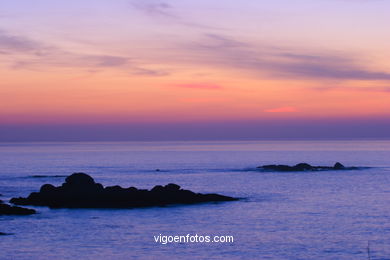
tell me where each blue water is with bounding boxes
[1,140,390,259]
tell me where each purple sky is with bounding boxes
[2,117,390,141]
[1,0,390,141]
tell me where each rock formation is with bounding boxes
[11,173,238,208]
[257,162,359,172]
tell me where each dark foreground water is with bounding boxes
[1,141,390,259]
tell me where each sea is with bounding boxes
[1,140,390,260]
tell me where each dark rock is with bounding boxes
[105,185,123,193]
[40,184,56,193]
[334,162,345,169]
[294,163,313,171]
[151,185,164,192]
[65,172,95,186]
[10,173,238,209]
[258,162,357,172]
[0,201,36,215]
[126,187,138,192]
[165,183,180,191]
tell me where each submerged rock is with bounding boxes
[257,162,358,172]
[10,173,238,208]
[0,201,36,215]
[0,232,13,236]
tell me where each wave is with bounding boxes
[146,166,375,174]
[15,165,377,179]
[28,175,68,179]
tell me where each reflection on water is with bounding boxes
[1,141,390,259]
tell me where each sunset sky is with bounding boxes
[1,0,390,141]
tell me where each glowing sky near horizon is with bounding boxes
[1,0,390,140]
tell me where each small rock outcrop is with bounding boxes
[257,162,358,172]
[10,173,238,208]
[0,201,36,215]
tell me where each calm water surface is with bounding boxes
[1,141,390,259]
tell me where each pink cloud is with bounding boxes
[175,83,223,90]
[180,97,229,103]
[265,106,297,113]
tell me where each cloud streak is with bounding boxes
[0,29,168,76]
[0,30,44,53]
[130,0,221,30]
[312,85,390,93]
[131,1,176,18]
[2,28,390,82]
[182,33,390,81]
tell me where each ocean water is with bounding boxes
[1,140,390,260]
